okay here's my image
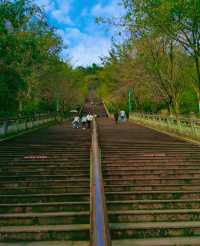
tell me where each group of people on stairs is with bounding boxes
[72,109,128,129]
[72,113,93,129]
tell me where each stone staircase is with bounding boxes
[98,118,200,245]
[0,123,90,245]
[2,102,200,245]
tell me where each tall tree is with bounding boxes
[122,0,200,111]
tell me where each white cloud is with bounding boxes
[34,0,55,12]
[91,0,124,18]
[34,0,117,66]
[35,0,73,25]
[56,29,69,46]
[57,0,71,12]
[50,0,73,25]
[70,37,111,67]
[65,28,84,39]
[57,27,85,47]
[51,10,72,24]
[61,28,112,67]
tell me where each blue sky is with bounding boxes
[34,0,124,67]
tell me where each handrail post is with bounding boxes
[90,118,111,246]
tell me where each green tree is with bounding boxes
[0,0,62,115]
[122,0,200,111]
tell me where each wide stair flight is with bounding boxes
[0,123,91,244]
[99,118,200,245]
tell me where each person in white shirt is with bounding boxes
[86,113,93,128]
[119,110,126,123]
[72,116,80,128]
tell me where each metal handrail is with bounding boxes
[90,118,111,246]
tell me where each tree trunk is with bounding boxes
[168,104,173,116]
[62,100,65,113]
[173,99,180,122]
[199,100,200,113]
[197,91,200,113]
[170,40,174,81]
[19,100,23,112]
[168,96,174,116]
[56,98,60,112]
[194,55,200,112]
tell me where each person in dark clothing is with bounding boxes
[114,110,119,124]
[125,109,129,121]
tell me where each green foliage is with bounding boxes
[96,0,200,116]
[122,0,200,112]
[0,0,88,116]
[180,89,198,114]
[0,67,25,114]
[2,0,199,117]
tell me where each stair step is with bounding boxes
[0,180,89,188]
[104,164,200,169]
[112,237,200,246]
[108,209,200,223]
[0,186,89,194]
[104,173,200,179]
[105,184,200,192]
[106,191,200,200]
[104,169,200,174]
[0,170,89,175]
[105,177,200,185]
[107,199,200,210]
[0,174,89,181]
[0,193,89,203]
[0,162,89,166]
[104,166,200,171]
[104,158,200,161]
[0,224,90,241]
[0,241,89,246]
[0,201,89,213]
[110,221,200,239]
[0,212,89,226]
[1,211,89,217]
[111,220,200,229]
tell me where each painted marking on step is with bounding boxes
[23,156,48,159]
[143,153,166,157]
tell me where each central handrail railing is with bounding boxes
[90,118,111,246]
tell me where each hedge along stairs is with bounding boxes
[0,123,91,245]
